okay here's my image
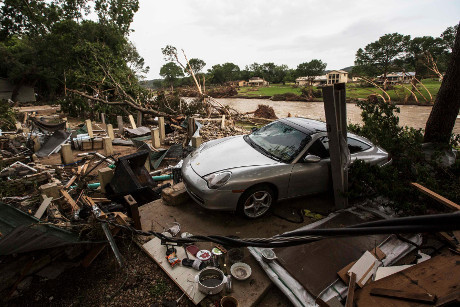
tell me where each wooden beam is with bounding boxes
[411,182,460,211]
[370,287,436,304]
[60,189,79,211]
[34,196,53,219]
[64,175,77,189]
[345,272,357,307]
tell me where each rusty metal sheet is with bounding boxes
[274,211,387,297]
[0,203,82,255]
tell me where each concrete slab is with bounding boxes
[139,196,334,306]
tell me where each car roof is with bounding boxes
[279,117,327,135]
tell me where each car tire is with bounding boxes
[237,184,275,219]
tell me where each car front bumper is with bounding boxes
[181,156,241,211]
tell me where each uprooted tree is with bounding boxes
[424,23,460,144]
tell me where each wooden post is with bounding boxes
[117,116,124,135]
[106,124,114,140]
[31,135,41,152]
[221,115,226,129]
[98,167,114,193]
[60,144,74,164]
[192,136,202,148]
[158,117,165,143]
[62,117,69,129]
[124,195,141,230]
[101,113,106,124]
[187,117,196,139]
[103,137,113,156]
[151,128,161,148]
[128,114,137,129]
[85,119,94,138]
[321,83,348,209]
[136,111,142,127]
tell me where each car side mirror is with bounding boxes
[303,154,321,163]
[251,127,258,132]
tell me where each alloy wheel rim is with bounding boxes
[244,191,272,218]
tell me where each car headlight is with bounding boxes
[203,171,231,189]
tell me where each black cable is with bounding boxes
[96,212,460,248]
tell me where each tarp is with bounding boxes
[124,126,151,136]
[35,130,71,157]
[31,117,66,133]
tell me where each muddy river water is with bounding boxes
[216,98,460,134]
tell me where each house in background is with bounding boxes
[237,80,247,87]
[295,75,327,86]
[247,77,269,87]
[377,72,415,84]
[0,78,36,102]
[326,70,349,84]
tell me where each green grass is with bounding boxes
[238,83,302,96]
[236,80,441,103]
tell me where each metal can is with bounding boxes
[196,250,212,266]
[211,247,224,268]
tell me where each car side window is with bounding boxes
[347,137,371,154]
[307,137,330,159]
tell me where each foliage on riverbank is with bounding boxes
[348,97,459,214]
[235,80,441,104]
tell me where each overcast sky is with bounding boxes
[129,0,460,79]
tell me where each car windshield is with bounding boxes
[245,121,311,163]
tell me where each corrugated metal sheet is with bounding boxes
[0,202,82,255]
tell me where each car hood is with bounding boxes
[189,135,279,176]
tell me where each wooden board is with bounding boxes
[411,182,460,211]
[142,238,205,305]
[355,250,460,306]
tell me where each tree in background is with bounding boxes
[207,63,240,84]
[0,0,147,113]
[159,62,184,89]
[405,36,445,79]
[295,59,327,85]
[354,33,410,88]
[424,23,460,144]
[187,58,206,75]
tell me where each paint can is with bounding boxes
[212,247,224,268]
[196,250,212,266]
[221,296,238,307]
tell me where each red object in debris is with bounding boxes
[186,245,200,256]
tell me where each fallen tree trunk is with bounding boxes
[67,89,172,117]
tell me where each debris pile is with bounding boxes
[254,104,278,119]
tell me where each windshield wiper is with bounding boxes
[244,135,282,162]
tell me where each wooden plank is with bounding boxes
[411,182,460,211]
[345,272,357,307]
[34,196,53,219]
[128,114,137,129]
[355,250,460,306]
[64,175,77,189]
[60,189,79,211]
[142,238,205,305]
[370,288,436,304]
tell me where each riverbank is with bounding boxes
[216,97,460,135]
[234,80,442,105]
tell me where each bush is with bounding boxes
[0,100,17,131]
[348,96,459,214]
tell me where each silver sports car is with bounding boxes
[182,117,391,219]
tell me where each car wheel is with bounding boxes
[237,185,275,219]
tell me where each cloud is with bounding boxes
[130,0,460,78]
